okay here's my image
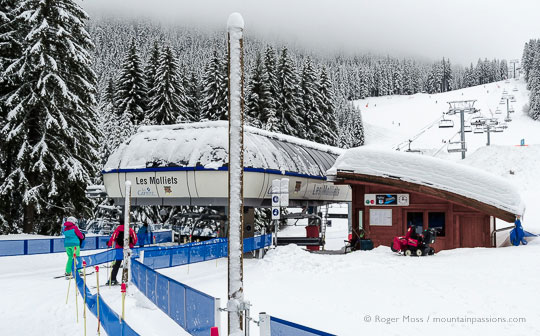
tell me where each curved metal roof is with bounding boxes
[104,121,343,179]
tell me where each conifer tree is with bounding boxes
[115,40,147,124]
[0,0,22,231]
[300,58,326,142]
[276,48,303,136]
[318,67,338,146]
[246,53,278,130]
[147,45,187,124]
[182,71,202,122]
[145,41,161,103]
[2,0,99,233]
[200,51,228,120]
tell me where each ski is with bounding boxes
[53,271,95,279]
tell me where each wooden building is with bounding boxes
[328,148,524,252]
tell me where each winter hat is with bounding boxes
[66,216,78,224]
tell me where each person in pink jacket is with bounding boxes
[62,217,85,276]
[106,217,137,285]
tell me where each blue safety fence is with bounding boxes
[0,230,173,257]
[265,315,337,336]
[73,269,139,336]
[141,235,272,270]
[131,258,217,336]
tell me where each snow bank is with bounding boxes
[103,121,342,176]
[328,147,525,216]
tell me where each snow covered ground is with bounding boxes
[2,79,540,335]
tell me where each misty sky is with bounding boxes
[80,0,540,65]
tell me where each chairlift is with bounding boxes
[463,125,472,133]
[447,141,466,153]
[487,118,498,126]
[509,106,515,113]
[500,122,508,129]
[439,117,454,128]
[499,100,506,105]
[495,107,501,114]
[504,117,512,122]
[473,127,484,134]
[494,126,504,133]
[470,117,485,126]
[510,97,516,102]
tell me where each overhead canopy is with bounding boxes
[327,147,524,222]
[102,121,351,206]
[104,121,342,178]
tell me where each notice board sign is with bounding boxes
[365,194,409,206]
[370,209,392,226]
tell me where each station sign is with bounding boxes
[271,207,280,220]
[364,194,409,206]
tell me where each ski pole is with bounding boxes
[83,261,87,336]
[73,250,79,323]
[95,266,101,335]
[65,273,71,304]
[121,283,126,321]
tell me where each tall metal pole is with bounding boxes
[122,181,132,286]
[460,109,466,159]
[227,12,245,336]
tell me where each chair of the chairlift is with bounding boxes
[494,126,504,133]
[499,100,505,105]
[473,127,484,134]
[463,125,472,133]
[439,119,454,128]
[503,90,508,94]
[504,117,512,122]
[495,108,502,114]
[512,87,518,92]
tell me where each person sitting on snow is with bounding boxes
[107,217,137,285]
[62,216,85,277]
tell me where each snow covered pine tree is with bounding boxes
[2,0,99,233]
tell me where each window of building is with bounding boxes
[428,212,445,237]
[406,212,424,235]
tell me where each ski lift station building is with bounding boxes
[102,121,351,208]
[327,148,525,252]
[102,122,524,252]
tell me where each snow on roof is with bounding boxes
[327,147,525,216]
[104,121,343,177]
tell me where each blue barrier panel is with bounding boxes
[269,316,336,336]
[157,274,169,313]
[171,246,190,267]
[53,238,65,253]
[0,231,174,257]
[74,269,139,335]
[27,239,51,254]
[186,286,215,336]
[0,240,24,256]
[147,270,158,305]
[169,280,187,328]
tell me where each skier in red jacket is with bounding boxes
[107,217,137,285]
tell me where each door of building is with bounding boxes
[460,215,489,248]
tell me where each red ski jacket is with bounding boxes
[107,225,137,249]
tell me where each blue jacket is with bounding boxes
[137,225,150,245]
[63,221,84,247]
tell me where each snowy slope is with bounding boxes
[358,79,540,155]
